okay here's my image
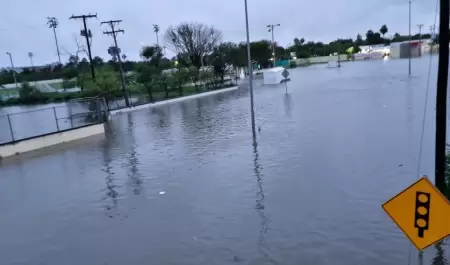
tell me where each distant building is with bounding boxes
[389,39,433,59]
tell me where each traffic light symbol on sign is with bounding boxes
[415,191,431,238]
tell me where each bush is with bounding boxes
[19,82,45,104]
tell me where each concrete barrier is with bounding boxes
[0,123,105,158]
[110,86,239,116]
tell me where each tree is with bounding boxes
[380,25,388,37]
[164,22,223,69]
[140,45,163,67]
[136,64,156,101]
[153,24,160,47]
[92,56,104,66]
[19,82,43,103]
[355,34,364,46]
[366,30,384,45]
[248,40,272,67]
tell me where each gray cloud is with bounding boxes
[0,0,438,67]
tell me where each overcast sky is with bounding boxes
[0,0,439,67]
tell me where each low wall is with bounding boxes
[110,86,239,115]
[0,123,105,158]
[295,55,348,65]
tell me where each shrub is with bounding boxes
[19,82,45,104]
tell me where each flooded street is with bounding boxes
[0,57,447,265]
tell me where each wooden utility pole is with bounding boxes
[101,19,130,107]
[70,13,97,81]
[435,0,449,193]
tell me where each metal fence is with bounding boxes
[0,97,107,145]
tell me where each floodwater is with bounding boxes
[0,56,448,265]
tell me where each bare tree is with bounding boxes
[60,34,90,90]
[61,34,89,65]
[164,22,222,69]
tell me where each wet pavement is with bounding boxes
[0,57,448,265]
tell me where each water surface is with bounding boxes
[0,57,447,265]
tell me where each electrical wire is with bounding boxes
[407,0,439,264]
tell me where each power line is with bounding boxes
[70,13,97,81]
[101,19,130,107]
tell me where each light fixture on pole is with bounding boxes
[28,52,34,70]
[6,52,18,89]
[267,24,280,66]
[244,0,256,136]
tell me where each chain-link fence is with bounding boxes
[0,97,107,145]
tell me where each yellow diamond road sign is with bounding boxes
[382,176,450,250]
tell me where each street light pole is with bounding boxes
[244,0,256,136]
[408,0,412,75]
[267,24,280,67]
[6,52,18,89]
[285,43,291,60]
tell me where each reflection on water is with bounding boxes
[102,136,119,218]
[252,134,278,264]
[431,242,448,265]
[126,114,142,196]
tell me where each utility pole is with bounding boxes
[267,24,280,67]
[6,52,18,89]
[435,0,449,194]
[430,25,436,54]
[417,24,424,38]
[102,19,130,107]
[47,17,62,65]
[408,0,412,75]
[70,13,97,81]
[244,0,256,137]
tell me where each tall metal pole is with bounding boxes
[435,0,449,193]
[6,52,18,89]
[271,26,275,64]
[408,0,412,75]
[244,0,256,136]
[267,24,280,67]
[47,17,62,65]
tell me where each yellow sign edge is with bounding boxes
[381,176,450,251]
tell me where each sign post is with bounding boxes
[382,176,450,250]
[282,69,290,94]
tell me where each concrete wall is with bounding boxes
[110,86,239,116]
[0,123,105,158]
[296,55,347,65]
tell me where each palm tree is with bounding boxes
[380,24,388,38]
[153,24,160,47]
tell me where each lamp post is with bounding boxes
[6,52,18,89]
[244,0,256,136]
[285,43,291,60]
[267,24,280,67]
[28,52,34,70]
[408,0,412,75]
